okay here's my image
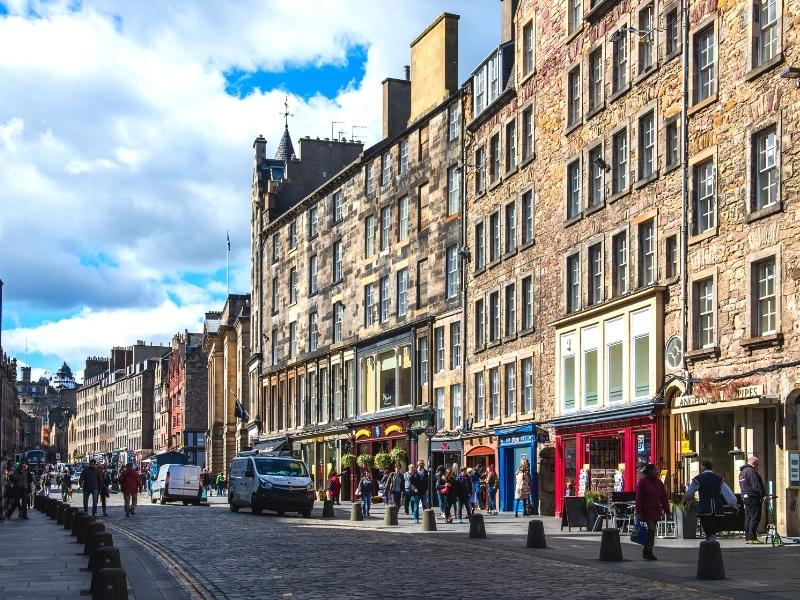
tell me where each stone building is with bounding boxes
[167,331,208,466]
[204,295,250,475]
[459,0,800,530]
[250,13,464,496]
[16,364,77,456]
[0,350,17,461]
[112,356,166,463]
[152,356,170,453]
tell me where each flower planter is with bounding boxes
[674,507,697,539]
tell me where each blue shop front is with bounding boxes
[495,423,540,513]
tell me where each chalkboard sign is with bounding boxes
[560,496,588,531]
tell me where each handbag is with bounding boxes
[630,518,649,545]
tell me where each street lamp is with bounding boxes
[778,66,800,88]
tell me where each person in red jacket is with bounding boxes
[118,463,141,517]
[327,470,342,505]
[634,463,670,561]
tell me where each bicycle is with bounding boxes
[763,495,800,546]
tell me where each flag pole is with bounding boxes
[226,230,230,296]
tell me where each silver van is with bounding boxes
[228,453,315,517]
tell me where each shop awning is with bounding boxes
[466,446,495,457]
[546,400,662,429]
[253,438,289,453]
[494,422,539,437]
[670,395,779,415]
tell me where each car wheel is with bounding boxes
[229,497,239,513]
[301,510,312,518]
[159,491,166,505]
[251,494,262,515]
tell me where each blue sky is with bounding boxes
[0,0,500,380]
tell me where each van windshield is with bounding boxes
[254,458,307,477]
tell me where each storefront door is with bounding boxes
[700,412,734,486]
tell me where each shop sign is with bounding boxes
[680,439,692,454]
[410,415,431,431]
[499,434,533,447]
[789,451,800,487]
[432,440,463,452]
[673,384,764,409]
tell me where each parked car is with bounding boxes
[228,453,315,517]
[150,464,202,505]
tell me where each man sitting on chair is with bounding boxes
[683,459,738,542]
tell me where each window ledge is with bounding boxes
[688,226,718,246]
[519,70,536,86]
[473,265,486,277]
[489,178,503,192]
[745,202,782,224]
[474,344,486,355]
[584,200,605,216]
[503,332,518,343]
[608,188,630,204]
[520,239,535,252]
[474,189,487,202]
[503,247,518,259]
[565,25,584,45]
[486,340,501,350]
[634,63,659,85]
[487,258,502,269]
[505,166,519,178]
[519,326,535,338]
[745,53,783,82]
[519,154,535,170]
[688,93,718,117]
[565,119,583,135]
[564,212,583,228]
[686,346,720,362]
[586,102,606,121]
[663,161,680,176]
[740,332,783,351]
[634,171,659,190]
[664,48,682,64]
[608,84,630,104]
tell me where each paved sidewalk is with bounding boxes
[0,509,90,600]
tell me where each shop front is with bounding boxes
[495,423,539,513]
[464,433,497,471]
[551,402,663,515]
[431,437,463,473]
[348,412,414,496]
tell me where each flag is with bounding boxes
[226,231,231,252]
[235,399,249,421]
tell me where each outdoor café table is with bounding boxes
[612,501,635,531]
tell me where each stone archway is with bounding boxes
[538,445,556,516]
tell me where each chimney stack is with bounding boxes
[409,13,459,125]
[501,0,519,44]
[382,76,411,139]
[404,65,410,81]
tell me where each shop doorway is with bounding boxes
[700,411,734,486]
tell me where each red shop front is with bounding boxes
[553,414,661,516]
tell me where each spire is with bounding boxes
[275,96,295,161]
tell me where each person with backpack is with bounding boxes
[356,470,374,517]
[327,470,342,505]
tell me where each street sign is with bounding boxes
[424,426,436,436]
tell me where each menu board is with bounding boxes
[790,451,800,487]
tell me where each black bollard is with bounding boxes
[469,513,487,539]
[383,505,398,526]
[598,528,624,561]
[57,503,67,524]
[526,519,547,548]
[81,522,106,552]
[696,540,726,580]
[421,508,437,531]
[90,547,122,574]
[89,567,128,600]
[350,503,364,521]
[322,500,335,518]
[64,507,80,530]
[71,512,89,536]
[85,532,114,570]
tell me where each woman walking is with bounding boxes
[98,464,111,517]
[485,465,499,515]
[434,466,447,517]
[327,470,342,505]
[357,470,374,517]
[442,469,459,524]
[635,463,670,560]
[514,464,531,517]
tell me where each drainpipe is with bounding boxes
[459,87,469,437]
[679,0,690,394]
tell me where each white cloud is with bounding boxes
[0,1,500,371]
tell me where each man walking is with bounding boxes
[118,462,141,517]
[79,459,102,516]
[403,464,414,515]
[739,456,766,544]
[683,460,738,541]
[416,461,430,510]
[5,463,31,519]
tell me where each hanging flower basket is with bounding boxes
[389,447,408,465]
[340,453,357,469]
[374,451,393,470]
[356,453,374,470]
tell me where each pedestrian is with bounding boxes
[98,464,111,516]
[468,467,480,512]
[5,463,31,520]
[386,464,404,508]
[635,463,670,560]
[456,466,474,523]
[416,461,430,510]
[683,459,738,541]
[118,462,140,517]
[739,456,766,544]
[327,470,342,505]
[476,464,486,510]
[215,472,223,497]
[514,464,531,517]
[434,465,447,517]
[403,464,414,515]
[3,463,14,514]
[442,468,459,524]
[203,470,213,497]
[486,465,499,515]
[356,470,374,517]
[79,459,102,516]
[59,471,71,502]
[408,465,423,524]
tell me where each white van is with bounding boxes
[150,464,202,505]
[229,453,315,517]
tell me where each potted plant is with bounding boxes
[671,497,698,539]
[374,451,393,471]
[584,491,604,531]
[356,453,374,470]
[389,447,408,466]
[340,453,357,470]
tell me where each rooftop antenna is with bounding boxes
[338,130,348,141]
[279,96,293,129]
[351,125,367,141]
[331,121,344,140]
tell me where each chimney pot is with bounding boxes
[404,65,410,80]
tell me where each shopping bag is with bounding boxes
[630,518,649,545]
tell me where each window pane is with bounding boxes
[607,342,623,402]
[633,334,650,399]
[584,349,598,406]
